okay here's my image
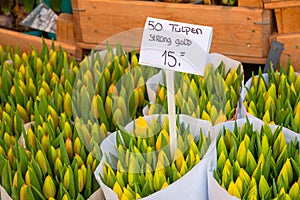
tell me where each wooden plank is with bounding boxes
[262,9,275,57]
[281,7,300,33]
[276,33,300,71]
[77,28,143,51]
[77,41,98,50]
[264,0,300,9]
[274,8,283,33]
[80,45,268,64]
[77,42,268,65]
[56,13,76,45]
[273,6,300,34]
[264,0,300,34]
[78,41,268,64]
[73,0,273,58]
[0,28,82,60]
[227,55,266,64]
[263,0,283,2]
[238,0,263,8]
[71,0,83,43]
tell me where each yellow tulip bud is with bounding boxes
[156,129,170,151]
[259,175,269,199]
[227,181,241,198]
[135,117,148,138]
[113,181,123,199]
[35,150,47,175]
[43,175,56,198]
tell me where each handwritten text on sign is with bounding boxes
[139,17,213,75]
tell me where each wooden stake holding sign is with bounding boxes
[139,17,213,158]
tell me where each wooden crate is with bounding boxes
[71,0,274,64]
[56,13,76,45]
[264,0,300,34]
[0,28,82,60]
[270,32,300,71]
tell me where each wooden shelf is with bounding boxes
[264,0,300,9]
[0,28,82,61]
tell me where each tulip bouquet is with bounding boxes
[0,139,99,200]
[0,42,111,199]
[210,117,300,200]
[96,115,213,200]
[0,111,102,199]
[147,60,243,125]
[72,45,157,132]
[243,64,300,133]
[0,42,78,124]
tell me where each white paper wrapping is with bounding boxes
[207,116,300,200]
[95,114,217,200]
[86,188,106,200]
[1,185,11,200]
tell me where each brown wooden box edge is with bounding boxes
[71,0,275,64]
[270,32,300,71]
[0,27,82,60]
[56,13,76,45]
[264,0,300,34]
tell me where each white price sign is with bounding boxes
[139,17,213,159]
[139,17,213,75]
